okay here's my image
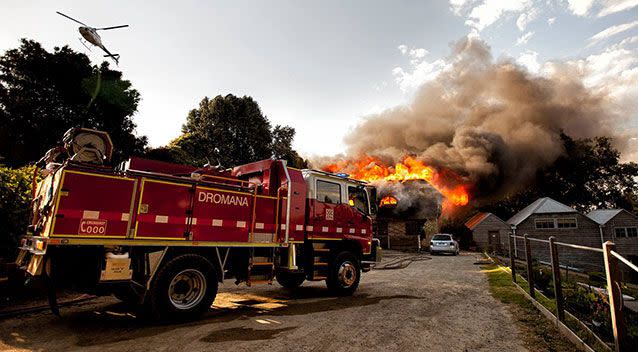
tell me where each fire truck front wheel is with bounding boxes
[148,254,218,321]
[326,251,361,296]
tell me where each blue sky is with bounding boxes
[1,0,637,158]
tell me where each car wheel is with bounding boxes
[326,251,361,296]
[275,270,305,290]
[147,254,218,321]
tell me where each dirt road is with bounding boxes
[0,252,528,351]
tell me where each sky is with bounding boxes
[1,0,637,159]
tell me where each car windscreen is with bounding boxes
[432,235,452,241]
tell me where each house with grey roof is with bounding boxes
[506,197,638,273]
[462,197,638,273]
[508,197,607,272]
[587,209,638,261]
[465,212,510,254]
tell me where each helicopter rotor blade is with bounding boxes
[96,25,129,30]
[56,11,88,26]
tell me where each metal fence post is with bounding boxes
[603,241,627,352]
[524,234,535,298]
[549,237,564,321]
[508,233,516,283]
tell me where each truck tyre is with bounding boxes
[275,271,305,290]
[147,254,218,321]
[326,251,361,296]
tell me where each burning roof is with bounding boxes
[323,155,469,205]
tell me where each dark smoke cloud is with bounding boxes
[333,37,625,201]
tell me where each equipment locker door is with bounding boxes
[190,186,253,242]
[50,170,136,239]
[134,179,192,240]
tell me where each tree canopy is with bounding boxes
[481,133,638,218]
[146,94,308,168]
[0,39,146,166]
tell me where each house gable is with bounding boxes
[507,197,577,226]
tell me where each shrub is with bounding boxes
[0,165,35,260]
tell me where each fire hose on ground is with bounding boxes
[372,253,432,270]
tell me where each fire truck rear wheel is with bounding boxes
[326,251,361,296]
[148,254,218,321]
[275,271,305,289]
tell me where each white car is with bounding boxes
[430,234,459,255]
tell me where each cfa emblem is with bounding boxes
[325,209,334,221]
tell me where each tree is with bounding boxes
[271,125,308,168]
[0,39,146,167]
[481,133,638,218]
[147,94,307,168]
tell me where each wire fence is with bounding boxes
[500,234,638,352]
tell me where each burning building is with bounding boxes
[376,181,441,250]
[322,156,463,250]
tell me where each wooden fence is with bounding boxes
[507,234,637,352]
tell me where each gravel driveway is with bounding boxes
[0,251,528,352]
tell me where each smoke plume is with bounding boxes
[320,37,628,204]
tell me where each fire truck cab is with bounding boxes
[16,128,381,321]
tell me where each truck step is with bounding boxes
[247,280,273,286]
[312,242,329,250]
[252,256,272,263]
[313,262,328,266]
[310,276,327,281]
[248,272,272,279]
[251,262,274,266]
[313,248,330,252]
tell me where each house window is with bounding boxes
[615,227,638,238]
[316,180,341,204]
[535,219,555,229]
[557,218,577,229]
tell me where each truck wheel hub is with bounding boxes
[169,269,206,310]
[338,262,357,287]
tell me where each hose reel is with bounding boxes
[62,127,113,164]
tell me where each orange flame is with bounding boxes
[379,196,398,207]
[324,155,470,208]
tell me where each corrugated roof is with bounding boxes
[465,212,490,230]
[586,209,624,224]
[507,197,576,226]
[465,212,508,230]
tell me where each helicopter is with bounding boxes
[56,11,128,65]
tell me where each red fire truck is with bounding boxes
[16,128,380,320]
